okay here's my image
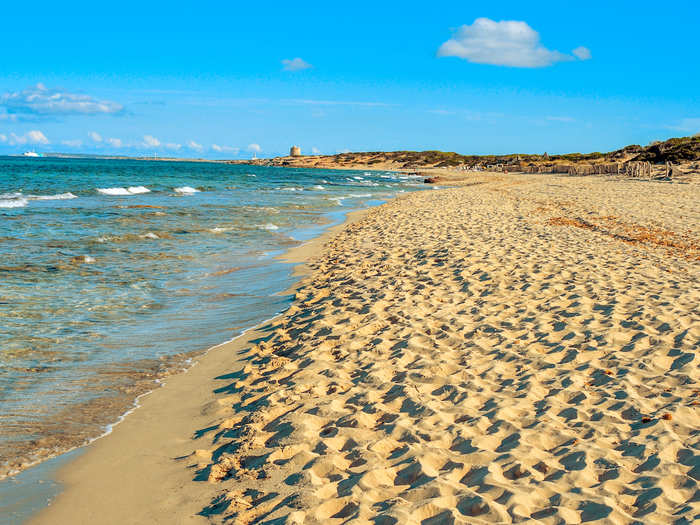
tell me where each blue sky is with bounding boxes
[1,0,698,158]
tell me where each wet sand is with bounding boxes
[31,174,699,524]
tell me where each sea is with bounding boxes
[0,156,425,482]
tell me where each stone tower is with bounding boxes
[290,145,302,157]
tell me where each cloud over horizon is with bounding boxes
[666,117,700,133]
[142,134,161,148]
[1,84,124,118]
[211,144,239,154]
[437,18,590,68]
[0,130,50,146]
[282,58,312,71]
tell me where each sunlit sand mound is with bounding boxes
[187,174,699,524]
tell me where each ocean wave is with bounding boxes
[0,192,23,199]
[259,223,279,230]
[28,192,78,200]
[97,187,150,196]
[326,193,371,205]
[174,186,199,194]
[280,187,303,192]
[312,185,325,190]
[127,186,150,194]
[0,198,28,208]
[346,193,372,198]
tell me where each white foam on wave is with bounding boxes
[280,186,303,192]
[28,192,78,200]
[259,223,279,231]
[127,186,150,194]
[209,227,233,233]
[0,198,28,208]
[312,185,325,190]
[141,232,160,240]
[174,186,199,194]
[0,192,23,199]
[98,187,130,196]
[97,186,151,196]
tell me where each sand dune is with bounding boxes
[34,174,699,524]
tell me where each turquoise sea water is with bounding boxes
[0,157,423,476]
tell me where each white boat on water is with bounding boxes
[23,151,42,157]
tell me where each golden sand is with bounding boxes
[33,174,699,524]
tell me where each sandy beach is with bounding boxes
[30,173,699,524]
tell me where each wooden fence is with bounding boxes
[519,161,674,179]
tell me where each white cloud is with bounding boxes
[0,110,17,122]
[247,143,262,153]
[666,117,700,133]
[61,139,83,147]
[187,140,203,151]
[282,57,312,71]
[107,137,122,147]
[685,118,700,131]
[211,144,239,154]
[336,148,351,154]
[572,46,592,61]
[5,130,50,145]
[0,83,123,117]
[142,134,161,148]
[437,18,580,68]
[27,130,49,144]
[164,142,182,151]
[0,133,6,142]
[88,131,102,142]
[311,147,321,155]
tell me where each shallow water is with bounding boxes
[0,157,422,476]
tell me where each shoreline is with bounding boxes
[0,157,405,482]
[18,203,379,525]
[21,173,700,524]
